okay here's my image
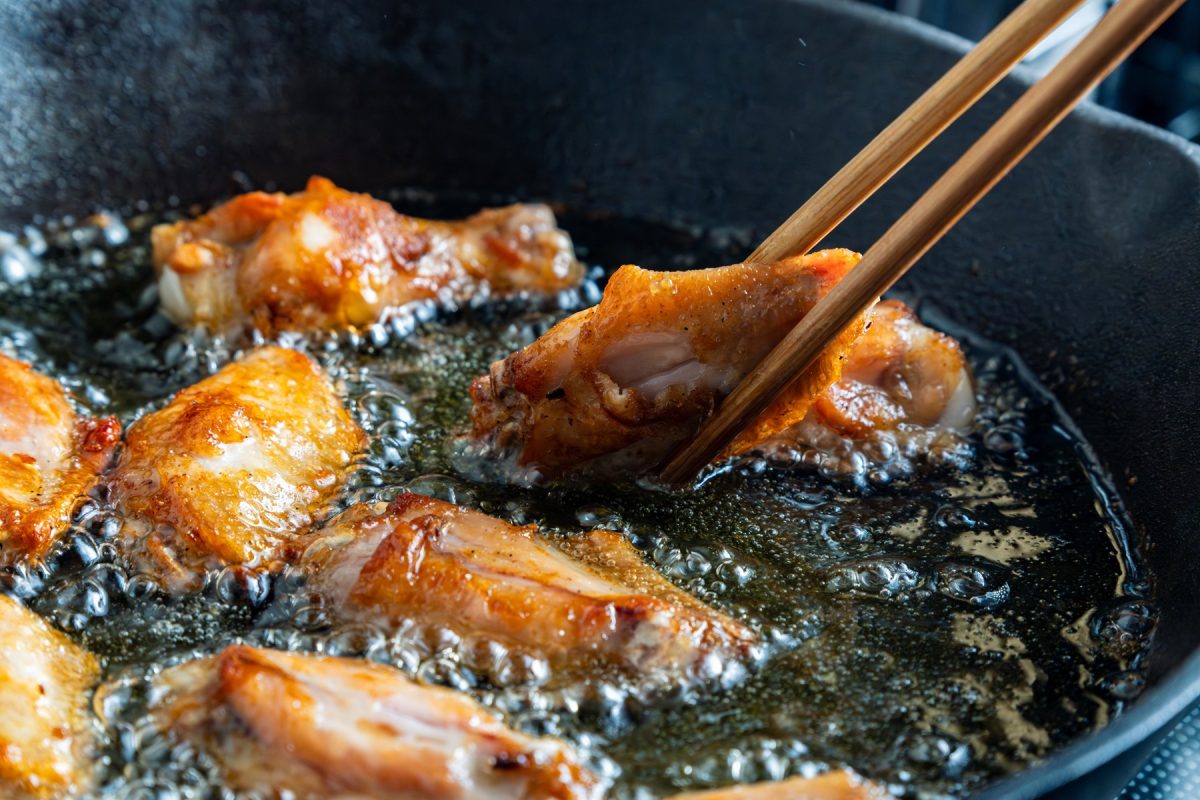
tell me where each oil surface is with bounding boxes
[0,192,1155,799]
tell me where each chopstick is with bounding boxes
[749,0,1088,264]
[660,0,1186,486]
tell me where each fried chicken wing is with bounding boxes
[809,300,975,438]
[154,644,600,799]
[152,176,582,335]
[665,771,893,800]
[301,493,754,682]
[0,595,99,799]
[107,346,365,590]
[0,353,120,561]
[468,249,866,480]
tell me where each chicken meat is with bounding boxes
[0,353,120,561]
[665,770,892,800]
[107,346,365,590]
[806,300,975,438]
[152,176,582,336]
[152,644,600,799]
[469,249,867,481]
[301,493,755,684]
[0,595,99,799]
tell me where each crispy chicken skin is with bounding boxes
[808,300,975,437]
[468,249,866,480]
[0,353,120,561]
[154,645,600,800]
[152,176,583,335]
[302,493,755,681]
[666,771,893,800]
[107,346,365,590]
[0,595,99,799]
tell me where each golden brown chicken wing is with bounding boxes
[107,346,365,590]
[468,249,866,480]
[152,176,582,335]
[301,493,755,683]
[808,300,975,438]
[0,595,99,799]
[153,644,600,800]
[0,353,120,561]
[665,771,892,800]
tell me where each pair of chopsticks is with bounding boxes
[660,0,1186,486]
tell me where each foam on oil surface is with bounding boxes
[0,195,1154,799]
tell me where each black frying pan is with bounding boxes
[2,0,1198,797]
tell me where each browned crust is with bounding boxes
[665,770,894,800]
[469,249,868,478]
[107,346,365,588]
[0,354,121,561]
[810,299,972,437]
[0,596,100,799]
[155,644,600,799]
[320,494,754,675]
[152,176,583,334]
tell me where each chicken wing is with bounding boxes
[153,644,600,799]
[108,346,365,590]
[301,493,755,683]
[807,300,975,438]
[0,353,120,561]
[468,249,866,480]
[0,595,99,799]
[152,176,582,335]
[665,771,892,800]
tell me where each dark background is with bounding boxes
[864,0,1200,142]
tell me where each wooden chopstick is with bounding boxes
[661,0,1186,486]
[749,0,1088,264]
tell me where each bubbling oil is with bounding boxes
[0,193,1154,799]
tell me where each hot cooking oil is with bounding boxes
[0,193,1153,799]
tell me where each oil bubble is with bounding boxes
[0,234,41,283]
[897,730,971,778]
[1096,669,1146,701]
[826,556,922,600]
[86,562,129,596]
[417,655,477,692]
[576,504,625,530]
[72,533,102,566]
[291,604,333,632]
[932,562,1010,608]
[934,505,977,530]
[824,522,873,548]
[356,389,414,428]
[53,577,110,621]
[405,473,477,505]
[125,574,163,601]
[323,623,385,658]
[1090,599,1157,656]
[984,424,1026,460]
[212,567,272,607]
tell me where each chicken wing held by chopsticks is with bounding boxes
[107,346,365,590]
[468,249,867,481]
[0,353,120,562]
[153,644,601,800]
[0,595,99,800]
[301,493,755,684]
[665,770,893,800]
[152,176,583,336]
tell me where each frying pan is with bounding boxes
[1,0,1198,797]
